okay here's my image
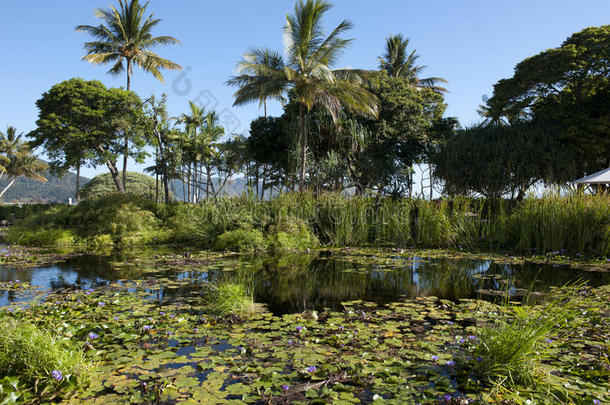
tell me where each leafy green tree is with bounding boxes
[378,34,448,93]
[431,122,576,199]
[0,127,47,200]
[352,73,446,194]
[30,79,148,194]
[76,0,181,186]
[228,0,379,191]
[484,25,610,178]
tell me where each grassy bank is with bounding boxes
[3,192,609,256]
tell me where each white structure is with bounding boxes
[572,168,610,185]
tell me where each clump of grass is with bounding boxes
[473,284,585,395]
[205,283,254,318]
[0,318,95,396]
[213,228,268,252]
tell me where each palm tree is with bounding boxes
[379,34,448,93]
[228,0,378,191]
[0,127,47,200]
[76,0,182,188]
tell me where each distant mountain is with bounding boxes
[0,171,90,203]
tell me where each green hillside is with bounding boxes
[0,171,89,203]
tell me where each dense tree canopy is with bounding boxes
[484,25,610,178]
[431,122,576,199]
[30,78,148,194]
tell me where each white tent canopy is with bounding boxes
[572,168,610,185]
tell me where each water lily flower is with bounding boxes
[287,340,293,345]
[593,400,600,405]
[167,331,173,337]
[281,384,290,391]
[545,338,553,344]
[444,394,452,402]
[98,301,106,307]
[307,366,317,373]
[431,355,439,361]
[476,356,484,362]
[457,338,466,344]
[142,325,153,331]
[88,332,99,340]
[467,335,477,341]
[296,326,303,332]
[51,370,63,382]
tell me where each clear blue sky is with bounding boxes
[2,0,609,178]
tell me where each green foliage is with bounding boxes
[80,172,158,200]
[432,122,575,199]
[30,78,149,193]
[6,192,609,255]
[0,318,94,397]
[204,283,254,318]
[506,192,610,254]
[213,228,268,252]
[5,228,76,248]
[484,25,610,177]
[268,216,318,251]
[474,285,584,397]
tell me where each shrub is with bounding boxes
[0,318,95,397]
[79,172,159,201]
[213,228,268,252]
[4,228,76,248]
[268,216,318,251]
[205,283,254,317]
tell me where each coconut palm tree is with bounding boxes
[0,127,47,200]
[379,34,448,93]
[76,0,182,188]
[228,0,379,191]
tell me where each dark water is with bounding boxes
[1,251,608,314]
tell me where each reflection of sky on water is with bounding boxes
[0,252,608,314]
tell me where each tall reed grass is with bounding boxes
[5,191,609,255]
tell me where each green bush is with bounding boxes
[79,172,160,201]
[213,228,268,252]
[268,216,318,251]
[0,318,95,397]
[4,228,76,248]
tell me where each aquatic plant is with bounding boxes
[0,318,95,397]
[473,284,586,397]
[205,282,254,317]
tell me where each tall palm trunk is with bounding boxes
[122,59,132,193]
[299,104,307,192]
[0,179,16,201]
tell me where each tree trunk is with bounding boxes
[123,59,132,192]
[98,145,124,193]
[261,165,266,200]
[299,104,307,192]
[75,163,81,202]
[155,147,159,203]
[0,178,16,201]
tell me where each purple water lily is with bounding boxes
[444,394,452,402]
[88,332,99,340]
[467,335,477,341]
[446,360,455,367]
[281,384,290,392]
[98,301,106,307]
[476,356,484,362]
[431,355,439,361]
[142,325,153,331]
[307,366,318,373]
[51,370,63,382]
[296,326,303,332]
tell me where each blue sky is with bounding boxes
[2,0,609,178]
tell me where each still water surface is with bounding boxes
[1,251,608,314]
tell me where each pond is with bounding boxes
[1,250,608,313]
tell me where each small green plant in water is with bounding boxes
[0,318,95,399]
[205,283,254,318]
[473,284,585,399]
